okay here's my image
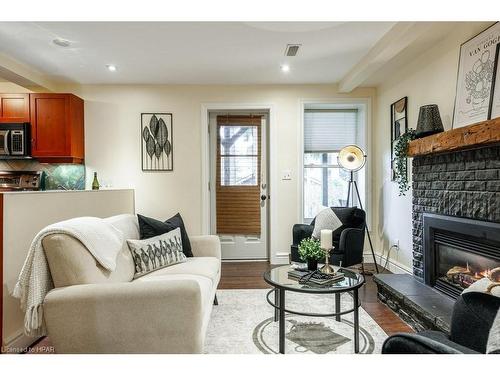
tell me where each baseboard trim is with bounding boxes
[222,258,268,263]
[366,252,412,274]
[271,252,290,265]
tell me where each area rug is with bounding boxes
[204,289,388,354]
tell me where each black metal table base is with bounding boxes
[267,288,361,354]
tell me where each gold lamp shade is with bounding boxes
[338,145,366,172]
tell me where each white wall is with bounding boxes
[70,84,375,263]
[373,23,490,273]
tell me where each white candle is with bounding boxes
[320,229,332,250]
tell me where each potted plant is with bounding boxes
[393,128,416,195]
[298,238,323,271]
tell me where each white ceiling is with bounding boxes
[0,22,395,84]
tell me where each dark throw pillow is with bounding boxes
[137,213,193,257]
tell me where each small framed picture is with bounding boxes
[453,22,500,128]
[391,97,408,181]
[488,43,500,119]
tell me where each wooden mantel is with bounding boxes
[408,117,500,157]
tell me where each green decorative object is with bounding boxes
[298,238,323,262]
[92,172,100,190]
[42,164,85,191]
[393,128,416,196]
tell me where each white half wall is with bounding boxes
[2,189,135,350]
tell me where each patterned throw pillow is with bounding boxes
[312,208,343,240]
[126,227,186,279]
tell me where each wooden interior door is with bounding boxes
[211,114,268,260]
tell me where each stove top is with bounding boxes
[0,171,43,191]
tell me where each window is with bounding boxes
[303,108,360,222]
[219,125,258,186]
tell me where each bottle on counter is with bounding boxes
[92,172,100,190]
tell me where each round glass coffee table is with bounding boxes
[263,265,365,354]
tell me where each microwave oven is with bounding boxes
[0,123,30,157]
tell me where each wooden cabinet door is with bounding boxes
[0,93,30,123]
[30,94,70,157]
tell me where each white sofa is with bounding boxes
[41,214,221,354]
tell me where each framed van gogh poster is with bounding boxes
[453,22,500,128]
[141,113,173,171]
[489,43,500,119]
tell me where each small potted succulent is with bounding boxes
[298,238,323,271]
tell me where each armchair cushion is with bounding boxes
[311,208,342,239]
[450,292,500,353]
[311,207,365,245]
[382,331,478,354]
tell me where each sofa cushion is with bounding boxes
[43,233,135,288]
[104,214,140,240]
[138,213,193,257]
[127,228,186,279]
[134,273,213,309]
[141,257,220,285]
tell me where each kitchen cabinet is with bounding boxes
[0,93,30,123]
[30,93,84,164]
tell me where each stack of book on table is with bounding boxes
[287,269,345,286]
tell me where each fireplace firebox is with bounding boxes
[423,213,500,299]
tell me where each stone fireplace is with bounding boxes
[375,143,500,333]
[412,145,500,286]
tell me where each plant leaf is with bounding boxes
[149,115,159,137]
[164,140,171,156]
[154,142,162,159]
[158,118,168,147]
[146,136,155,158]
[142,126,151,142]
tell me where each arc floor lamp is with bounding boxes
[338,145,379,274]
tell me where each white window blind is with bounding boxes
[304,109,358,152]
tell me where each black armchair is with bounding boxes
[382,292,500,354]
[290,207,366,268]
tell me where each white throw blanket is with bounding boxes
[13,216,125,336]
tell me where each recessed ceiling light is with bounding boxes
[106,64,117,72]
[281,64,290,73]
[53,38,71,48]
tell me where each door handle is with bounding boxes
[260,194,267,201]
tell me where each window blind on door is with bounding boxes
[304,109,358,152]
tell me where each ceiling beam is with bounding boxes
[0,53,59,92]
[338,22,434,93]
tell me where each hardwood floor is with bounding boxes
[29,261,412,353]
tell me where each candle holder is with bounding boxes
[320,247,335,275]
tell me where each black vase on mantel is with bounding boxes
[307,258,318,271]
[415,104,444,138]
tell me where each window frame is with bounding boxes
[299,99,370,226]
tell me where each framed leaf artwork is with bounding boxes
[141,113,173,171]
